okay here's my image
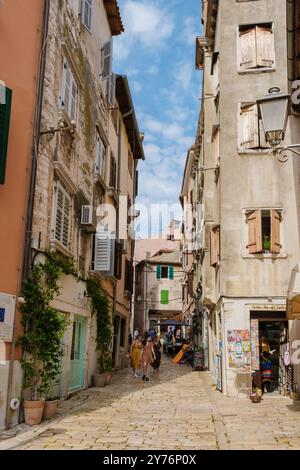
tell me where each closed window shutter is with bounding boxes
[160,290,169,305]
[256,26,275,68]
[107,73,116,107]
[96,136,105,177]
[271,209,281,254]
[0,86,12,184]
[168,266,174,280]
[61,61,77,121]
[239,28,256,70]
[240,104,259,149]
[102,40,113,79]
[247,210,263,254]
[156,265,162,279]
[70,80,77,121]
[55,187,64,243]
[94,231,111,271]
[62,195,70,247]
[82,0,92,30]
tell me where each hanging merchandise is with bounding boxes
[227,330,251,368]
[283,344,291,367]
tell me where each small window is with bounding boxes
[238,23,275,72]
[61,60,77,122]
[81,0,92,31]
[160,290,169,305]
[96,134,105,179]
[52,183,71,248]
[246,209,281,254]
[109,153,117,188]
[238,103,271,151]
[161,266,169,278]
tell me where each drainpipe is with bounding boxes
[5,0,50,429]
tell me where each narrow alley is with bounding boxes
[1,357,300,451]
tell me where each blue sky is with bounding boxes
[114,0,203,237]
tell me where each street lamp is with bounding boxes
[257,87,300,162]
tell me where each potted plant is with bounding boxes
[87,278,112,388]
[17,253,73,425]
[263,235,271,253]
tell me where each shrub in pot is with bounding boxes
[17,253,73,425]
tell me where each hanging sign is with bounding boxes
[0,293,16,342]
[227,329,251,368]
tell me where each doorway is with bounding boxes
[259,321,282,393]
[68,315,86,392]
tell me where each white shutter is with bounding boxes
[239,103,259,149]
[239,27,256,70]
[96,135,105,177]
[54,184,71,247]
[107,73,116,107]
[102,40,113,79]
[94,231,112,272]
[256,25,274,68]
[62,195,70,247]
[81,205,92,225]
[70,80,77,121]
[61,60,77,121]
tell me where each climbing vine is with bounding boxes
[17,252,75,400]
[86,278,112,373]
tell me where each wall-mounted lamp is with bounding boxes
[40,120,76,139]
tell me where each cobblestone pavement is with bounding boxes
[1,356,300,450]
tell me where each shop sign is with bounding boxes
[251,304,285,311]
[0,293,16,342]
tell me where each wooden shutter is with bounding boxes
[102,40,113,79]
[271,209,281,254]
[240,104,259,149]
[0,86,12,184]
[156,265,162,279]
[247,210,263,254]
[114,240,122,279]
[168,266,174,280]
[107,73,116,107]
[160,290,169,305]
[256,25,275,68]
[210,227,220,266]
[94,231,111,271]
[239,27,257,70]
[55,185,71,247]
[62,194,70,247]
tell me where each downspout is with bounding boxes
[5,0,50,429]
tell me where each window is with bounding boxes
[125,260,133,293]
[114,240,122,279]
[95,134,105,179]
[0,85,12,185]
[92,229,115,273]
[53,183,71,248]
[107,73,116,107]
[238,103,271,151]
[61,61,77,121]
[157,265,174,279]
[238,23,275,72]
[246,209,281,254]
[210,226,220,267]
[101,40,113,80]
[120,318,126,347]
[109,153,117,188]
[81,0,92,31]
[160,290,169,305]
[161,266,169,279]
[187,272,194,297]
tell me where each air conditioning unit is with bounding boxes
[81,205,96,232]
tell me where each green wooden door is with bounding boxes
[68,316,86,391]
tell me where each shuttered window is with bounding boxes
[156,265,162,279]
[125,260,133,293]
[93,229,114,273]
[239,103,271,151]
[107,72,116,107]
[54,184,71,248]
[61,61,77,122]
[160,290,169,305]
[82,0,92,31]
[247,210,262,254]
[168,266,174,280]
[114,240,122,279]
[271,209,281,254]
[247,209,281,254]
[238,24,275,72]
[109,153,117,188]
[96,134,105,178]
[0,86,12,185]
[210,226,220,267]
[101,40,113,80]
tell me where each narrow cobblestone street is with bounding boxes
[1,356,300,450]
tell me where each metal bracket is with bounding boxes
[273,144,300,163]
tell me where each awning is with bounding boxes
[287,263,300,320]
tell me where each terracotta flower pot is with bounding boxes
[24,399,45,426]
[105,371,112,385]
[92,373,107,387]
[42,400,59,420]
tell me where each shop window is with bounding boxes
[246,209,281,254]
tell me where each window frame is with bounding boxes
[51,181,72,250]
[95,133,106,180]
[237,102,272,154]
[60,59,78,122]
[237,22,276,74]
[81,0,92,33]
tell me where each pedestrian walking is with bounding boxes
[141,336,155,382]
[130,334,142,377]
[151,336,162,374]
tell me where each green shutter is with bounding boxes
[160,290,169,304]
[156,265,162,279]
[168,266,174,280]
[0,86,12,185]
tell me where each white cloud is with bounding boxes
[180,16,201,46]
[174,59,194,91]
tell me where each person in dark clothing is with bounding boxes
[151,336,162,373]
